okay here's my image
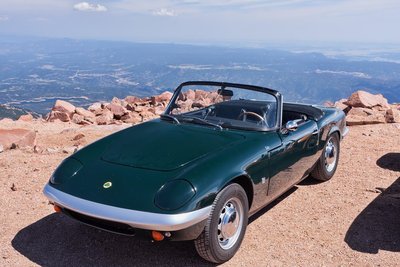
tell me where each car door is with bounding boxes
[266,119,320,199]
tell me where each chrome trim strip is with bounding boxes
[43,184,211,231]
[342,126,349,138]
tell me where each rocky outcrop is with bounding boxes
[345,91,389,109]
[0,129,37,150]
[334,90,399,126]
[41,90,222,126]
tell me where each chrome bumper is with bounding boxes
[43,184,211,232]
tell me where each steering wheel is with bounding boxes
[237,111,265,124]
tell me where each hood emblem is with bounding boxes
[103,181,112,189]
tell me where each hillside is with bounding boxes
[0,91,399,266]
[0,105,35,120]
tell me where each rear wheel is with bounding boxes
[311,133,340,181]
[194,183,248,263]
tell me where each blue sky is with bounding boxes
[0,0,399,46]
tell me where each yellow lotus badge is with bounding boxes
[103,181,112,189]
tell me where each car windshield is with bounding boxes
[164,83,279,131]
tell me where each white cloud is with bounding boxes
[73,2,107,12]
[0,15,9,21]
[152,8,176,16]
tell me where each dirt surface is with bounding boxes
[0,120,399,266]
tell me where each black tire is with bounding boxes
[194,183,249,264]
[311,133,340,181]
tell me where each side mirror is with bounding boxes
[285,120,299,131]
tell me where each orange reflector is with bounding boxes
[151,231,164,241]
[54,205,62,213]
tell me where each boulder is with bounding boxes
[0,129,37,150]
[71,114,84,124]
[111,97,122,106]
[345,90,390,109]
[88,102,102,113]
[95,110,114,125]
[120,112,142,124]
[185,89,196,101]
[125,96,141,105]
[53,100,76,115]
[47,111,71,122]
[18,114,33,122]
[75,107,95,118]
[140,110,157,121]
[347,107,374,117]
[106,103,127,119]
[0,118,14,123]
[385,108,400,123]
[194,89,208,100]
[151,91,173,105]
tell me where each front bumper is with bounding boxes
[43,183,211,232]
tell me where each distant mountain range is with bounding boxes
[0,36,399,116]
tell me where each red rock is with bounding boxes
[185,90,196,101]
[346,113,386,126]
[385,108,400,123]
[111,97,122,106]
[194,90,208,100]
[88,102,102,113]
[120,112,142,124]
[140,110,157,121]
[71,114,84,124]
[106,103,127,119]
[18,114,33,122]
[95,110,114,125]
[0,118,14,123]
[151,91,173,105]
[0,129,37,150]
[47,111,70,122]
[72,133,85,141]
[75,107,95,118]
[125,96,141,105]
[52,100,76,115]
[345,90,389,109]
[347,107,373,117]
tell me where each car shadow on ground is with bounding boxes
[13,187,300,266]
[12,213,214,267]
[345,153,400,254]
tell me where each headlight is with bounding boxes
[50,157,83,184]
[154,179,196,210]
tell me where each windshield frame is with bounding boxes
[164,81,283,131]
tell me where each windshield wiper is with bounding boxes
[181,116,223,130]
[160,114,180,124]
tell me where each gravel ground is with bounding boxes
[0,121,399,266]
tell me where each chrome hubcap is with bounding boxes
[324,138,337,172]
[217,197,243,250]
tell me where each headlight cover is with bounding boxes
[50,157,83,184]
[154,179,196,210]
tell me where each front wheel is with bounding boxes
[311,133,340,181]
[194,183,249,263]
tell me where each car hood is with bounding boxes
[101,120,246,171]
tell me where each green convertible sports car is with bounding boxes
[44,81,348,263]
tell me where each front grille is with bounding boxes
[63,208,136,236]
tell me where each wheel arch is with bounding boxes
[328,126,341,139]
[223,175,254,210]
